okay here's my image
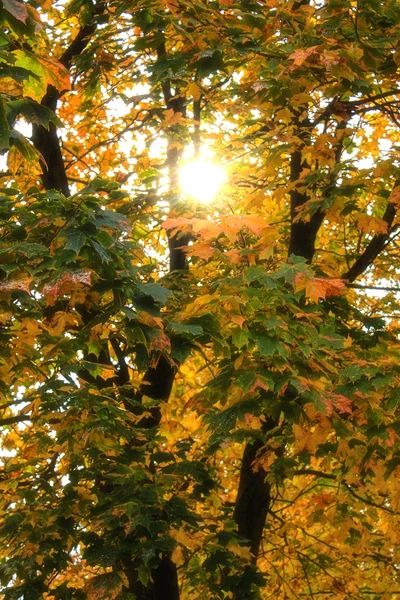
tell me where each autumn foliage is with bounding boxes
[1,0,400,599]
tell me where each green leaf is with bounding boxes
[9,130,38,162]
[236,371,257,393]
[90,239,110,262]
[195,49,224,78]
[6,99,63,129]
[0,65,37,83]
[255,335,279,356]
[136,564,150,586]
[65,230,87,254]
[13,49,70,102]
[245,265,266,283]
[232,328,248,349]
[167,322,203,337]
[9,241,48,257]
[95,209,130,231]
[137,282,173,305]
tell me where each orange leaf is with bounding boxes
[356,213,388,234]
[186,242,214,260]
[288,46,319,70]
[295,274,346,302]
[162,218,191,237]
[231,314,245,328]
[323,392,352,416]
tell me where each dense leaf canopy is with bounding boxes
[1,0,400,599]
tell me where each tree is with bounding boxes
[1,0,400,598]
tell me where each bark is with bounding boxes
[31,4,104,196]
[169,232,191,271]
[288,147,324,261]
[124,556,180,600]
[31,86,70,197]
[233,441,271,560]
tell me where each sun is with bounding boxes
[179,160,226,203]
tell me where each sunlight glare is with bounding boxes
[180,160,226,203]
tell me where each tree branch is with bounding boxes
[0,415,30,426]
[343,181,399,282]
[345,89,400,107]
[288,120,346,261]
[31,2,105,196]
[347,283,400,293]
[294,470,395,514]
[59,3,105,70]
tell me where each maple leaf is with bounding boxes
[322,392,353,416]
[187,82,202,101]
[295,274,346,302]
[224,214,270,237]
[84,573,127,600]
[356,213,388,234]
[46,311,81,336]
[314,491,335,507]
[164,108,184,126]
[162,217,192,236]
[14,50,71,101]
[226,541,252,560]
[288,46,319,70]
[42,270,92,305]
[186,241,214,260]
[231,314,245,328]
[171,528,202,550]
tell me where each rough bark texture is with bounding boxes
[232,113,322,599]
[31,10,399,598]
[32,87,70,197]
[233,441,271,560]
[121,39,189,600]
[31,3,104,197]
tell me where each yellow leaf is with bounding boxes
[170,528,202,550]
[227,541,252,560]
[164,108,184,126]
[171,545,183,563]
[188,82,202,101]
[7,145,24,175]
[46,311,80,336]
[137,311,163,329]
